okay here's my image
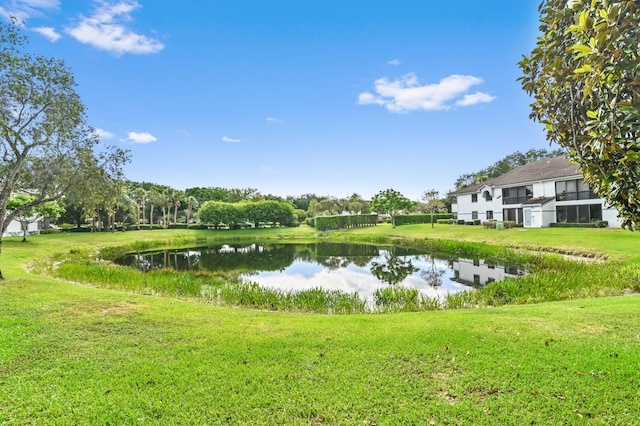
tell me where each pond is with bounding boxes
[115,242,525,301]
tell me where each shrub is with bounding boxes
[394,213,453,226]
[550,222,596,228]
[39,229,60,234]
[456,219,466,225]
[437,219,454,225]
[314,214,378,231]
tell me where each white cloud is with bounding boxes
[388,59,400,66]
[455,91,496,106]
[266,117,284,124]
[95,128,115,139]
[358,72,494,113]
[65,1,164,55]
[32,26,61,41]
[0,0,59,22]
[221,136,241,143]
[127,131,157,143]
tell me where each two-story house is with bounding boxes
[450,157,622,228]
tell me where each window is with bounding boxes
[483,190,492,201]
[555,204,602,223]
[556,179,597,201]
[452,212,458,220]
[502,185,533,204]
[503,208,523,223]
[472,211,478,220]
[471,194,478,203]
[486,210,494,220]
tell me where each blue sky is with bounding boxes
[2,0,552,201]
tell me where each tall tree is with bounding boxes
[184,195,198,229]
[421,189,445,228]
[519,0,640,229]
[132,187,147,230]
[172,191,183,225]
[370,189,415,228]
[146,190,159,229]
[0,21,129,251]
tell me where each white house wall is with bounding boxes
[3,219,40,237]
[453,194,504,222]
[602,204,623,227]
[453,175,622,228]
[452,259,520,286]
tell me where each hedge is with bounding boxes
[483,220,517,229]
[313,214,378,231]
[394,213,453,226]
[550,221,608,228]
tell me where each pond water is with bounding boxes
[115,242,525,300]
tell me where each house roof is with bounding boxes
[522,196,556,205]
[452,157,581,195]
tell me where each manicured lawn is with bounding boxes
[1,226,639,424]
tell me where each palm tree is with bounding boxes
[119,194,137,231]
[132,187,147,230]
[146,190,159,230]
[173,191,183,226]
[161,189,173,229]
[184,196,199,229]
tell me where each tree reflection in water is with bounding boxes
[369,253,419,286]
[420,257,446,287]
[116,243,526,300]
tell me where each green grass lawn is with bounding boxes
[1,225,639,425]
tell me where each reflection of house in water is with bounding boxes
[452,258,522,287]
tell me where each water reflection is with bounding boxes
[370,254,419,286]
[115,242,525,300]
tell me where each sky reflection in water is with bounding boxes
[116,243,523,302]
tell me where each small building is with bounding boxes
[2,217,41,237]
[450,157,622,228]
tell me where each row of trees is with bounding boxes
[197,200,297,229]
[52,183,447,231]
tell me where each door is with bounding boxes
[524,208,532,227]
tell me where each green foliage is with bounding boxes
[394,213,453,226]
[197,201,241,229]
[370,189,416,228]
[437,219,454,224]
[0,20,129,247]
[520,0,640,229]
[550,221,608,228]
[293,209,307,222]
[313,214,378,231]
[197,200,296,229]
